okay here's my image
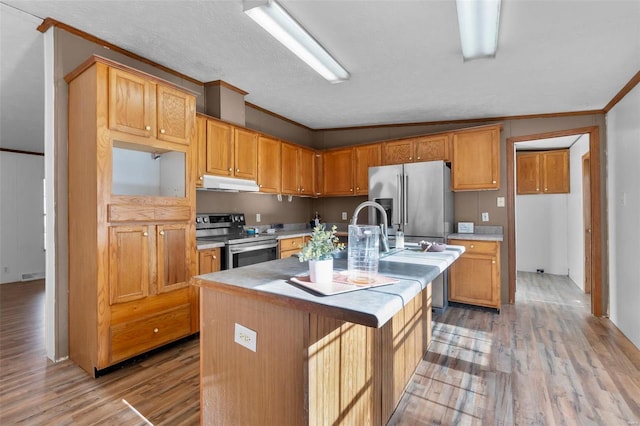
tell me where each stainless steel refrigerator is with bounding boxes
[368,160,454,312]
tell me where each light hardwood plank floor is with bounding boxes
[1,273,639,425]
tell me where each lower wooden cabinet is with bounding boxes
[198,247,222,274]
[448,239,501,310]
[279,236,305,258]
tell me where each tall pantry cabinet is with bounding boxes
[66,56,198,376]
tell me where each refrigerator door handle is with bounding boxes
[396,173,402,227]
[404,174,409,225]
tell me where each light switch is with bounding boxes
[481,212,489,222]
[341,211,348,220]
[497,197,505,207]
[234,323,257,352]
[256,213,261,222]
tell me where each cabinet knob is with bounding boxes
[417,156,421,160]
[143,232,148,237]
[145,125,151,131]
[228,168,233,172]
[409,157,413,160]
[160,129,166,134]
[212,255,217,260]
[236,168,240,172]
[356,187,360,191]
[199,176,203,181]
[350,188,353,192]
[259,184,263,188]
[153,328,159,333]
[470,244,475,248]
[492,180,497,184]
[159,230,165,235]
[301,188,305,192]
[492,260,496,264]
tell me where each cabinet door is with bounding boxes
[448,254,499,308]
[542,150,569,194]
[156,84,193,145]
[451,126,500,191]
[414,135,450,162]
[516,152,541,194]
[354,144,381,195]
[383,140,413,165]
[323,148,354,196]
[234,128,258,180]
[257,136,281,193]
[198,248,221,274]
[109,225,151,304]
[298,147,316,195]
[108,68,155,138]
[206,120,233,176]
[281,142,299,195]
[157,223,191,294]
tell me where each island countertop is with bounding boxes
[192,245,464,328]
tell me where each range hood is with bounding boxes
[199,175,260,192]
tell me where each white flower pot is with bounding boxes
[308,258,334,283]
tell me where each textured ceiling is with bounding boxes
[1,0,639,153]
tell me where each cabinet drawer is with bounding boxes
[109,204,191,222]
[279,237,304,250]
[110,304,191,363]
[448,239,498,255]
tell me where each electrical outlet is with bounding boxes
[482,212,489,222]
[341,211,348,220]
[497,197,505,207]
[234,323,257,352]
[256,213,261,223]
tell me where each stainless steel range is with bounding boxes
[196,213,278,270]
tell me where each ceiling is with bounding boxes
[1,0,639,153]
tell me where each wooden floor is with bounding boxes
[1,273,639,425]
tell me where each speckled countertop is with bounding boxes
[448,225,503,242]
[192,245,464,328]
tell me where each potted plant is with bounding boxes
[298,224,345,283]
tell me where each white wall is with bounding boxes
[0,151,45,283]
[607,83,640,349]
[516,194,568,274]
[567,135,590,290]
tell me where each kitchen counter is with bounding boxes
[193,245,463,328]
[193,245,464,425]
[448,232,503,241]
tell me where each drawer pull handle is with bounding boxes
[153,328,159,333]
[470,244,475,248]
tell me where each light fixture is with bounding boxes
[243,0,350,83]
[456,0,502,60]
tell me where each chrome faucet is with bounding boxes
[351,201,391,253]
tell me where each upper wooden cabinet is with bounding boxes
[257,135,282,193]
[450,125,501,191]
[517,149,569,195]
[322,147,354,196]
[383,134,449,165]
[108,67,193,145]
[201,118,258,180]
[354,144,382,195]
[322,144,381,196]
[281,142,316,196]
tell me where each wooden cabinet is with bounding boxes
[66,56,197,376]
[451,125,501,191]
[202,118,258,180]
[257,135,281,193]
[354,144,381,195]
[448,239,500,310]
[517,149,569,194]
[383,135,449,165]
[322,147,354,196]
[198,247,222,274]
[108,67,192,145]
[323,144,381,196]
[279,236,305,259]
[281,143,316,196]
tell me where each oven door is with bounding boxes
[226,240,279,269]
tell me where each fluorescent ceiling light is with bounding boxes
[243,0,350,83]
[456,0,502,60]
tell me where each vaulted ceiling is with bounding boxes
[1,0,639,153]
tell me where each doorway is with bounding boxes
[507,126,603,317]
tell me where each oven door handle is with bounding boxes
[228,241,279,254]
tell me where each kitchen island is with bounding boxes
[192,246,463,425]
